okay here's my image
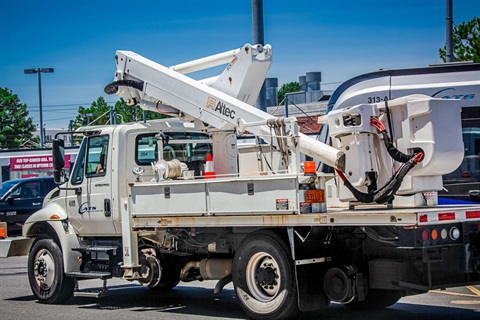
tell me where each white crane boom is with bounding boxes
[105,44,345,170]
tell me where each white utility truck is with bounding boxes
[10,44,480,320]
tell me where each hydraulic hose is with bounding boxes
[371,117,412,163]
[104,79,144,95]
[380,131,412,163]
[335,152,423,204]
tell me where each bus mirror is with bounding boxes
[52,139,65,184]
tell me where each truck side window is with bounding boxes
[70,138,87,185]
[70,135,109,185]
[134,132,212,176]
[86,135,109,177]
[136,134,158,165]
[12,182,41,199]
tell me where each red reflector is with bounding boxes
[422,229,430,241]
[466,211,480,219]
[438,212,456,221]
[419,214,428,223]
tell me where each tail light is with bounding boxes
[449,227,460,240]
[399,223,463,247]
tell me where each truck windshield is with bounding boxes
[0,181,16,199]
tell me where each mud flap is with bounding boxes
[295,262,330,312]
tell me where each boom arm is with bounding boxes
[105,44,345,171]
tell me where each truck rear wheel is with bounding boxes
[28,238,74,304]
[233,231,299,320]
[345,288,401,309]
[147,253,180,291]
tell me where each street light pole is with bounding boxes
[252,0,267,112]
[446,0,454,63]
[24,67,54,148]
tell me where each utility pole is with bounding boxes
[446,0,454,62]
[69,120,74,146]
[110,106,114,124]
[252,0,267,112]
[82,113,95,125]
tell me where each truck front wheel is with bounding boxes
[28,238,74,304]
[233,231,299,320]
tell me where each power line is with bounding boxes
[28,109,78,113]
[25,101,118,109]
[43,116,77,122]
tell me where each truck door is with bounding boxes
[66,134,116,235]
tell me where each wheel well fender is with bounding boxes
[26,220,80,273]
[24,202,69,226]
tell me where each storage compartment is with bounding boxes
[130,175,299,216]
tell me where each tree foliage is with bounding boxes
[71,97,167,129]
[439,17,480,63]
[277,81,301,105]
[0,87,37,149]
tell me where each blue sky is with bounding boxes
[0,0,478,129]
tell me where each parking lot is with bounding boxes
[1,256,479,320]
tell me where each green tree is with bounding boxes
[71,97,168,129]
[0,87,37,149]
[71,97,111,128]
[113,99,167,124]
[439,17,480,63]
[277,81,300,105]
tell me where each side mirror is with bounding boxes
[7,194,20,204]
[52,139,65,184]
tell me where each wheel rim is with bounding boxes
[246,252,281,302]
[33,248,56,290]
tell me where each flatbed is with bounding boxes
[130,205,480,228]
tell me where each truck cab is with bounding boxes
[46,119,212,237]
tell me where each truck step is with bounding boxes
[72,245,119,253]
[66,271,112,279]
[74,289,109,298]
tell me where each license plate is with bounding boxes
[306,190,324,203]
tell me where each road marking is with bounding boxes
[431,290,479,298]
[466,286,480,296]
[450,300,480,305]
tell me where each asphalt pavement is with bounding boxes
[1,256,479,320]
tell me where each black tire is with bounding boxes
[148,253,181,291]
[28,238,74,304]
[345,288,402,310]
[233,231,299,320]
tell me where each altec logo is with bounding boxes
[206,96,236,119]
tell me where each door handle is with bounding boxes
[104,199,111,217]
[33,202,42,206]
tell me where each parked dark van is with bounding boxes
[0,177,57,235]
